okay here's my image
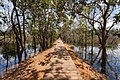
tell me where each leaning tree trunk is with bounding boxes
[11,1,24,63]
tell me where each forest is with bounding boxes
[0,0,120,80]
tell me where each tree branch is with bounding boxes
[106,21,116,39]
[88,20,102,44]
[93,46,102,64]
[80,13,103,27]
[96,2,103,15]
[107,7,114,18]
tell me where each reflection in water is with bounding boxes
[74,45,120,80]
[0,43,40,77]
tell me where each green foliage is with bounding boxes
[114,12,120,24]
[1,43,16,58]
[0,0,120,67]
[106,44,113,49]
[29,28,39,36]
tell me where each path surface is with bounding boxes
[43,39,83,80]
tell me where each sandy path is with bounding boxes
[43,40,83,80]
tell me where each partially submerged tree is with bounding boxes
[78,0,120,74]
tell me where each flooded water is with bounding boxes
[0,44,119,80]
[74,45,120,80]
[0,44,40,77]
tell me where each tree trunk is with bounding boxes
[14,55,17,64]
[33,36,36,53]
[42,33,46,50]
[6,55,8,72]
[101,44,107,74]
[91,29,94,64]
[16,38,22,64]
[45,34,48,49]
[101,27,107,74]
[11,1,24,63]
[84,27,87,60]
[50,35,53,47]
[3,33,8,72]
[23,10,27,59]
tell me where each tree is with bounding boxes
[11,0,28,63]
[78,0,120,74]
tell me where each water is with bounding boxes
[74,45,120,80]
[0,44,40,77]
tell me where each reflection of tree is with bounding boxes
[1,43,16,72]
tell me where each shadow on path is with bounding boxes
[43,40,83,80]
